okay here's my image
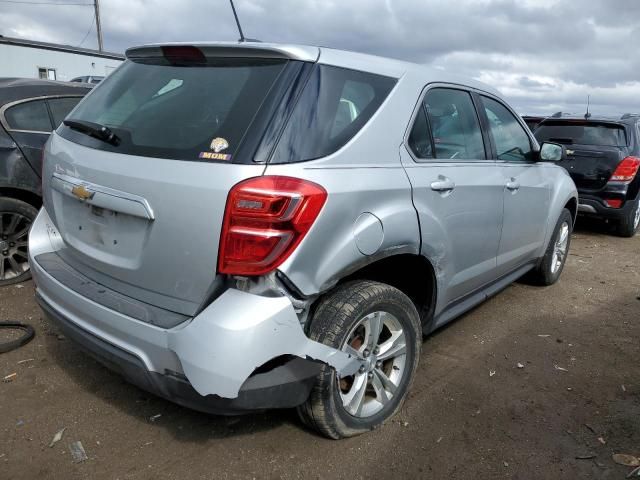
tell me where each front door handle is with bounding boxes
[431,178,456,192]
[505,179,520,191]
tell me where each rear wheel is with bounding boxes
[617,198,640,238]
[0,198,38,286]
[529,208,573,286]
[297,280,421,439]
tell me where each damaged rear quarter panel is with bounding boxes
[0,127,41,195]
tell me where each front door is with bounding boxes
[401,87,504,312]
[479,95,551,275]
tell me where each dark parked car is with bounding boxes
[522,115,545,132]
[70,75,104,85]
[535,113,640,236]
[0,78,91,285]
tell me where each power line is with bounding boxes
[0,1,92,5]
[76,10,94,47]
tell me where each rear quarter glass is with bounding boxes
[269,65,396,164]
[57,58,291,162]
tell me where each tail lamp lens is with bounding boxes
[609,156,640,182]
[218,176,327,276]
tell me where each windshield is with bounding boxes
[61,58,288,161]
[535,122,627,147]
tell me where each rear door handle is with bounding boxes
[430,178,456,192]
[505,179,520,191]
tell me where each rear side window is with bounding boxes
[4,100,52,132]
[481,96,533,162]
[408,106,433,159]
[270,65,396,163]
[61,58,289,161]
[424,88,485,160]
[48,97,82,127]
[535,122,627,147]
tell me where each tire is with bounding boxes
[529,208,573,286]
[0,322,35,353]
[617,198,640,238]
[0,197,38,287]
[297,280,421,439]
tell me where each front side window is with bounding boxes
[482,96,533,162]
[4,100,52,132]
[61,58,289,161]
[424,88,485,160]
[270,65,396,163]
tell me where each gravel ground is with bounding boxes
[1,221,638,480]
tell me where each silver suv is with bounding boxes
[29,42,577,439]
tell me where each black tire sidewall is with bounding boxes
[0,197,38,286]
[619,198,640,237]
[309,282,421,436]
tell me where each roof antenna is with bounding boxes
[585,94,592,120]
[229,0,246,42]
[228,0,260,43]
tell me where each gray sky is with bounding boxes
[1,0,638,116]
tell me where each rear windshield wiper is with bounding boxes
[63,119,120,146]
[547,137,574,145]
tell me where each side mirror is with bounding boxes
[539,142,566,162]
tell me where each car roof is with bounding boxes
[0,78,92,107]
[125,41,502,97]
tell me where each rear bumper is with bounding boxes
[36,292,320,414]
[578,194,636,220]
[29,207,362,411]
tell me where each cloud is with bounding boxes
[1,0,638,116]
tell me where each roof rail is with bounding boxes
[621,113,640,120]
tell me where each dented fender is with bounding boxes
[168,289,364,398]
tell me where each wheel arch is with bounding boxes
[0,186,42,210]
[331,253,437,328]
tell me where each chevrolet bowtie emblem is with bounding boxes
[71,184,95,201]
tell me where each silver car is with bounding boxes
[29,42,577,439]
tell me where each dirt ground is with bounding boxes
[1,220,638,480]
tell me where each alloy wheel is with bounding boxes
[338,311,407,418]
[0,212,31,281]
[551,221,570,274]
[634,202,640,231]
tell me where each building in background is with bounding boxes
[0,35,123,82]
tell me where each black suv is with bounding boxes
[0,78,90,285]
[535,113,640,237]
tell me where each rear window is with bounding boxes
[60,58,289,161]
[535,122,627,147]
[270,65,396,163]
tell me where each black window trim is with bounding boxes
[476,92,539,164]
[0,94,84,135]
[403,82,494,164]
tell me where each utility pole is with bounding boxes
[94,0,103,51]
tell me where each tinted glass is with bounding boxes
[535,122,627,147]
[48,97,82,127]
[271,65,396,163]
[424,88,485,160]
[408,106,433,159]
[5,100,52,132]
[64,58,288,161]
[482,96,533,162]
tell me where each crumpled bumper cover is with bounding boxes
[29,207,363,399]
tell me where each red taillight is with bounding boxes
[609,156,640,183]
[218,176,327,276]
[604,199,623,209]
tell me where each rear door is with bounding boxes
[479,95,551,274]
[534,121,627,191]
[43,54,300,316]
[401,86,503,307]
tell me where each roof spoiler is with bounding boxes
[125,43,319,63]
[621,113,640,120]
